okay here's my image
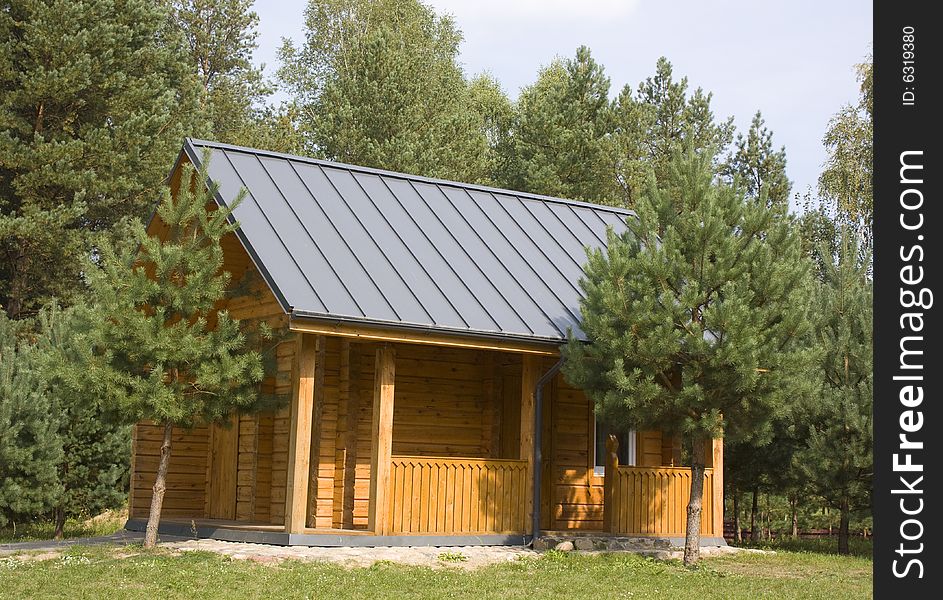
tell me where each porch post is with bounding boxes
[712,437,724,537]
[520,354,539,535]
[306,336,327,528]
[602,434,620,533]
[285,333,318,534]
[368,344,396,535]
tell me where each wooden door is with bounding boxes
[206,416,239,520]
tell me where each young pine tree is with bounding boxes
[796,235,873,554]
[563,146,809,565]
[87,157,267,548]
[0,314,63,529]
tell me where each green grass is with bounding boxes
[0,510,126,544]
[732,536,873,559]
[437,551,467,563]
[0,545,872,599]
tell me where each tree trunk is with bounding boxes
[683,436,707,566]
[765,493,772,540]
[733,490,742,544]
[54,506,66,540]
[750,486,759,543]
[790,496,799,538]
[144,421,174,548]
[838,498,850,555]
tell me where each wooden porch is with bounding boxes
[128,332,724,545]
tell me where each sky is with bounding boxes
[250,1,872,209]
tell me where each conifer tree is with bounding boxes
[36,304,131,538]
[611,58,734,207]
[0,314,63,528]
[723,111,791,208]
[563,146,809,565]
[0,0,204,319]
[507,46,618,204]
[167,0,271,145]
[87,156,267,547]
[796,235,872,554]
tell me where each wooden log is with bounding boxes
[520,354,539,535]
[712,436,724,537]
[289,320,558,356]
[368,344,395,535]
[284,333,318,533]
[341,342,361,528]
[128,424,139,516]
[305,335,326,528]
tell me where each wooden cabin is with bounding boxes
[126,139,724,546]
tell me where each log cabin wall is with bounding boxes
[390,344,520,458]
[127,338,294,524]
[129,423,210,519]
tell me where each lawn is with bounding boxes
[732,536,873,559]
[0,544,872,599]
[0,511,126,544]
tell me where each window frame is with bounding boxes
[592,416,635,477]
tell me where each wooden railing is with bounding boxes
[604,436,716,536]
[389,456,529,534]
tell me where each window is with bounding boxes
[593,417,635,476]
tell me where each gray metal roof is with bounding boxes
[183,138,634,344]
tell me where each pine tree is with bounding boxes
[0,313,63,528]
[562,145,809,565]
[86,155,268,547]
[36,304,131,538]
[506,46,619,204]
[796,235,872,554]
[167,0,271,145]
[0,0,205,319]
[278,0,490,182]
[723,111,791,208]
[611,57,735,207]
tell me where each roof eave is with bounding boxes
[289,310,567,356]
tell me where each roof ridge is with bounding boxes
[185,137,636,217]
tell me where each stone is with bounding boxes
[553,541,575,552]
[532,537,556,551]
[574,538,595,551]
